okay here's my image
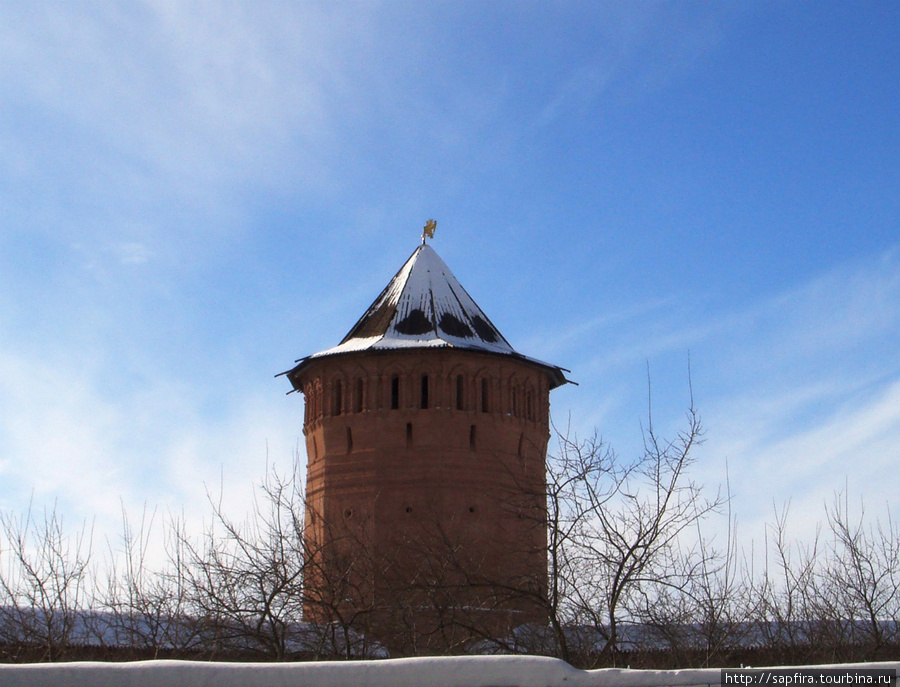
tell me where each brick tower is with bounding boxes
[280,229,568,651]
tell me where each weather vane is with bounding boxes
[422,219,436,244]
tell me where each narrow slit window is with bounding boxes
[391,376,400,410]
[420,374,429,409]
[346,427,353,454]
[456,375,465,411]
[406,422,413,448]
[469,424,477,450]
[334,380,343,416]
[481,379,490,414]
[355,378,364,413]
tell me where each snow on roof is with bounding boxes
[323,243,516,356]
[283,242,569,387]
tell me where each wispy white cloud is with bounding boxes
[533,4,735,130]
[545,248,900,548]
[705,375,900,547]
[0,342,299,549]
[113,242,153,265]
[0,350,129,518]
[691,250,900,542]
[0,3,366,251]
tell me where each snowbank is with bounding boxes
[1,656,898,687]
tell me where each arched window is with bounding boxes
[355,377,364,413]
[420,374,429,409]
[391,376,400,410]
[333,379,343,416]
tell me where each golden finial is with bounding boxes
[422,219,436,244]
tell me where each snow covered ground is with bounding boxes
[1,657,898,687]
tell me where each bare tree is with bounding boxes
[539,426,623,663]
[563,382,721,665]
[180,461,307,659]
[752,502,824,659]
[745,491,900,664]
[301,506,383,659]
[822,491,900,657]
[630,473,757,667]
[98,505,201,657]
[0,501,94,661]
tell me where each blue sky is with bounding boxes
[1,2,898,552]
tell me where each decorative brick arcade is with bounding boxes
[280,232,568,652]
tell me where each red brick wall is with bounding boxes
[295,348,554,644]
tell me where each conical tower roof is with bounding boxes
[282,242,569,388]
